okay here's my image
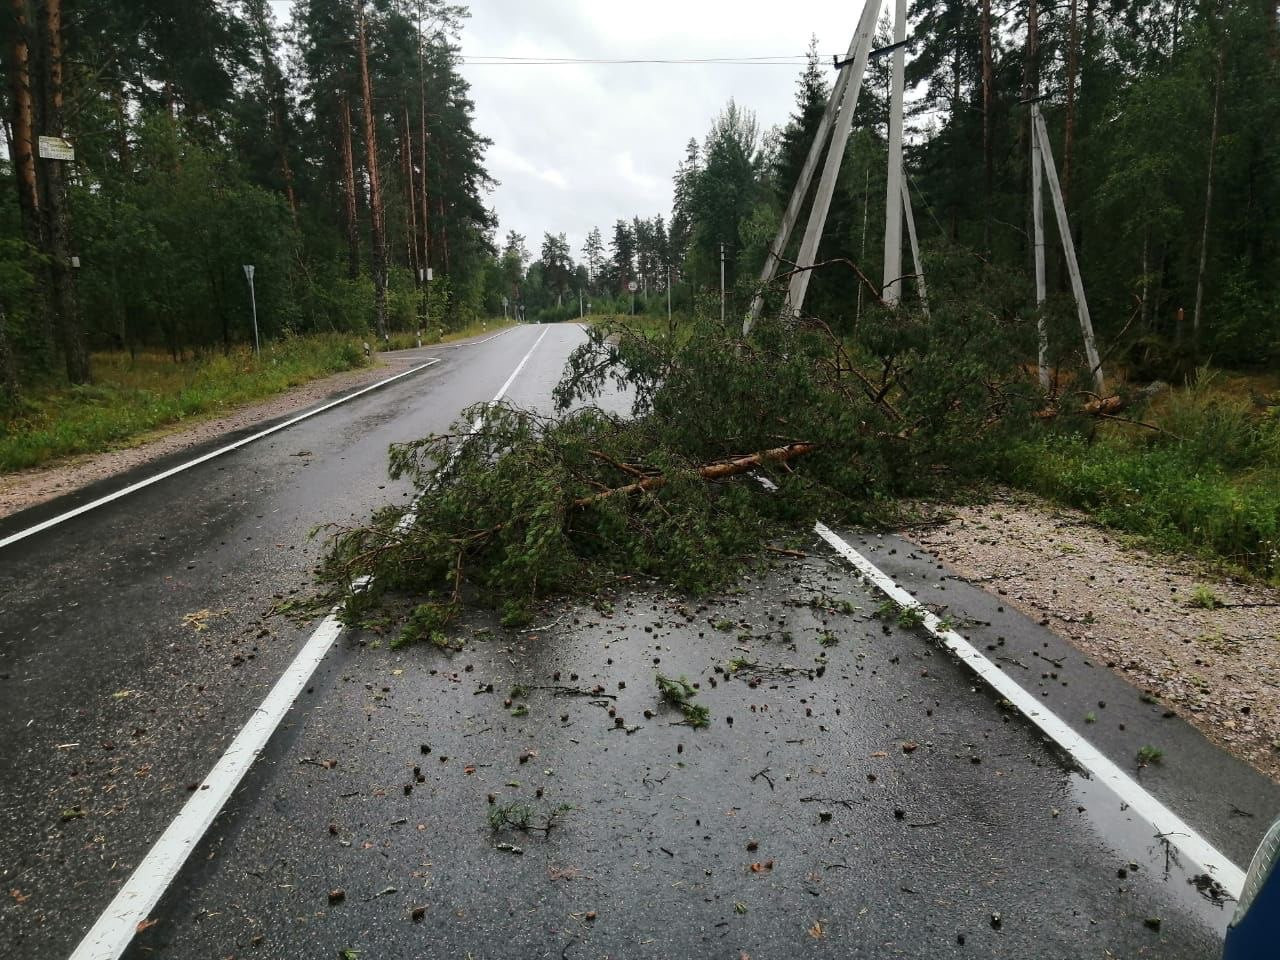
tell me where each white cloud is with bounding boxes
[458,0,869,257]
[488,144,570,191]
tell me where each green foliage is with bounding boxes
[320,301,1034,643]
[656,674,710,728]
[1137,745,1165,767]
[488,801,533,832]
[488,800,573,834]
[897,606,927,630]
[1189,585,1224,610]
[1001,379,1280,579]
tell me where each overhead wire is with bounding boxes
[460,54,816,66]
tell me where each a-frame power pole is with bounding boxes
[1029,101,1105,394]
[744,0,880,334]
[745,0,929,333]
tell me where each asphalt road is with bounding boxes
[1,322,1275,960]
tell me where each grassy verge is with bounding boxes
[1,334,371,472]
[1000,372,1280,581]
[381,316,517,350]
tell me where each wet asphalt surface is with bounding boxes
[1,321,1275,959]
[125,556,1241,959]
[0,324,580,958]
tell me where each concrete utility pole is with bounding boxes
[784,0,882,320]
[744,23,863,334]
[242,264,260,355]
[1031,108,1049,389]
[901,179,929,318]
[881,0,907,306]
[1032,106,1104,394]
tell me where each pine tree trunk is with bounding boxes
[248,0,297,219]
[980,0,994,254]
[1266,0,1278,61]
[7,0,40,247]
[1062,0,1080,209]
[0,307,18,404]
[416,8,430,273]
[437,191,449,274]
[1139,228,1149,331]
[112,81,131,170]
[36,0,88,384]
[355,0,387,340]
[339,93,360,281]
[401,106,418,279]
[1192,27,1226,350]
[1022,0,1039,265]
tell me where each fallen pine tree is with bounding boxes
[318,291,1049,645]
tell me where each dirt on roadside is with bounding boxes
[0,359,401,521]
[911,491,1280,783]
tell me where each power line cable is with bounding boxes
[460,53,817,66]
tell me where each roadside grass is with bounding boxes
[586,312,696,341]
[1001,371,1280,582]
[0,334,370,472]
[380,315,515,350]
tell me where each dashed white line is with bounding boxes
[811,521,1247,899]
[464,327,517,346]
[0,358,444,552]
[66,327,552,960]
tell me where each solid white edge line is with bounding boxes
[811,521,1247,899]
[67,613,344,960]
[67,326,553,960]
[0,358,444,551]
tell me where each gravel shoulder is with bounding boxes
[0,360,401,520]
[911,491,1280,782]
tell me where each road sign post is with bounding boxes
[242,265,259,356]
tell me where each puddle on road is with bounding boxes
[1068,771,1235,933]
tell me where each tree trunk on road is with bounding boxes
[573,443,817,507]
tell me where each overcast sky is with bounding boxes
[270,1,872,260]
[454,1,867,258]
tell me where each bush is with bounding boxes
[1003,431,1280,579]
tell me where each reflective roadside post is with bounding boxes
[242,264,259,355]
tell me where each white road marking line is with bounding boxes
[67,327,552,960]
[464,327,516,346]
[0,358,444,551]
[811,521,1247,899]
